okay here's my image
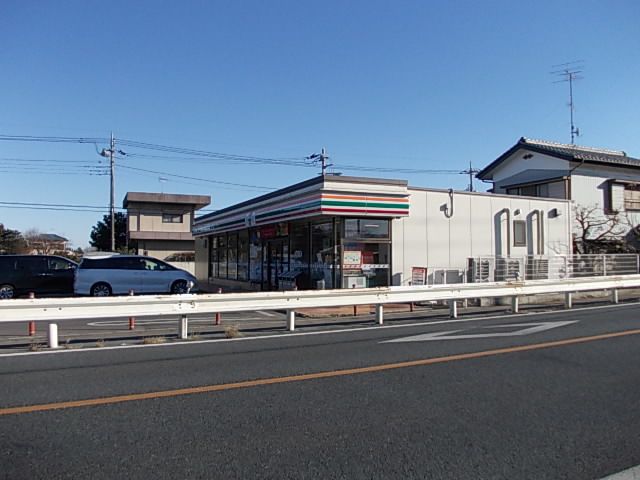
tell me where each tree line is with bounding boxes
[0,212,129,260]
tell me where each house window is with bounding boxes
[162,213,183,223]
[623,184,640,211]
[506,183,550,198]
[513,220,526,246]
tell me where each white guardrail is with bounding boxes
[1,275,640,346]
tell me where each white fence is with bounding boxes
[1,275,640,347]
[468,254,640,282]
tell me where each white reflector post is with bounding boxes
[48,323,59,349]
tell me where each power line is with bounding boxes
[0,134,107,144]
[117,164,275,191]
[0,157,100,164]
[0,134,466,175]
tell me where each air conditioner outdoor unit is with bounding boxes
[343,276,367,288]
[496,257,522,281]
[467,258,494,282]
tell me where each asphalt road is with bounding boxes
[1,303,640,479]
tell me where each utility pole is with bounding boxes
[306,147,333,176]
[551,61,584,144]
[461,161,480,192]
[100,133,125,252]
[320,147,328,175]
[109,132,115,251]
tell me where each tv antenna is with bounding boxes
[551,60,584,144]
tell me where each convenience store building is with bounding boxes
[192,175,572,291]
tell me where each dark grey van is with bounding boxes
[0,255,77,299]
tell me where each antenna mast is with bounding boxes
[551,61,584,144]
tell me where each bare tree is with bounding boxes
[573,205,639,253]
[23,228,55,254]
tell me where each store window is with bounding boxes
[249,230,262,283]
[311,222,334,289]
[290,222,310,289]
[237,230,249,281]
[227,233,238,280]
[342,242,390,288]
[344,219,389,239]
[209,236,218,278]
[218,234,227,278]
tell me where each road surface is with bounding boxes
[1,302,639,479]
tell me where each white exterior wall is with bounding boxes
[571,172,640,233]
[392,189,571,285]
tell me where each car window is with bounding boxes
[142,258,170,271]
[0,258,17,271]
[19,257,47,273]
[48,258,75,271]
[80,258,113,269]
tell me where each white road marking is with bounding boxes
[383,321,577,343]
[0,301,637,357]
[257,311,276,317]
[600,465,640,479]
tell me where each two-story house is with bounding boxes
[477,137,640,251]
[123,192,211,261]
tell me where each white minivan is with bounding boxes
[74,254,198,296]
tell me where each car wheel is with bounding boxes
[90,282,112,297]
[171,280,189,294]
[0,284,15,300]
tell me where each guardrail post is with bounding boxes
[179,315,188,339]
[449,300,457,318]
[564,292,573,309]
[48,323,59,349]
[511,296,519,313]
[28,292,36,336]
[611,289,619,304]
[375,304,384,325]
[128,290,136,330]
[603,255,607,276]
[214,288,223,325]
[286,309,295,331]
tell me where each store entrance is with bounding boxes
[263,239,288,290]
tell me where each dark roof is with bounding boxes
[35,234,68,242]
[123,192,211,209]
[477,137,640,180]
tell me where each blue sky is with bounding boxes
[1,0,639,248]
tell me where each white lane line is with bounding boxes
[600,465,640,479]
[257,311,276,317]
[0,301,638,357]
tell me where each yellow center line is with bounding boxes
[2,328,640,416]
